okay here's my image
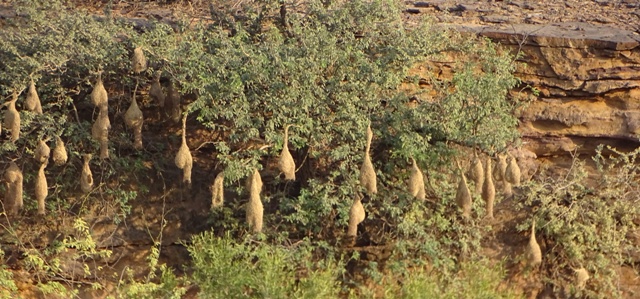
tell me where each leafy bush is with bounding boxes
[0,0,527,296]
[188,231,343,299]
[517,146,640,298]
[0,248,17,298]
[398,259,521,299]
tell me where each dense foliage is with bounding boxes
[2,0,634,298]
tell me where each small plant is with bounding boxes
[517,146,640,297]
[188,232,343,299]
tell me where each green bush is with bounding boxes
[398,259,521,299]
[0,0,528,296]
[517,146,640,298]
[188,231,342,299]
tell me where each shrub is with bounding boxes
[516,146,640,298]
[188,231,343,299]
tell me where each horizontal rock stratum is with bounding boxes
[407,0,640,156]
[476,22,640,156]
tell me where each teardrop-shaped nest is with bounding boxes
[408,157,425,200]
[482,158,495,218]
[246,169,264,233]
[34,139,51,164]
[92,110,110,141]
[174,142,191,170]
[99,139,110,160]
[175,115,191,170]
[52,136,68,166]
[166,81,182,123]
[150,72,165,108]
[469,157,484,194]
[4,162,21,184]
[505,156,521,186]
[246,191,264,233]
[5,97,20,142]
[278,125,295,181]
[124,98,143,129]
[80,154,94,193]
[575,267,589,290]
[247,169,263,196]
[35,163,48,215]
[528,221,542,267]
[25,79,43,114]
[211,172,224,209]
[91,73,108,109]
[132,47,147,74]
[456,170,472,218]
[493,154,507,182]
[360,154,377,194]
[8,173,23,214]
[359,124,377,194]
[347,196,365,237]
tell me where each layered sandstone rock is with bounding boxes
[406,1,640,157]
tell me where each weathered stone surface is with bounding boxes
[406,1,640,157]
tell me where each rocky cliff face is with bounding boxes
[407,1,640,157]
[474,22,640,157]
